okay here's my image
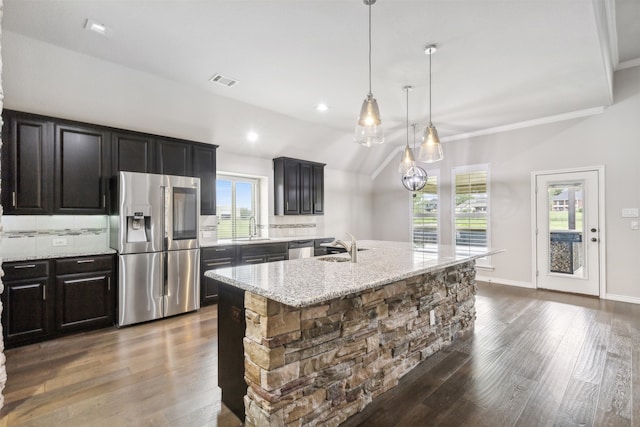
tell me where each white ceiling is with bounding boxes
[3,0,639,174]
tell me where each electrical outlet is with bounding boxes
[53,238,68,247]
[429,309,436,326]
[631,221,639,230]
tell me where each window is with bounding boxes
[216,174,260,239]
[452,164,489,257]
[412,171,439,252]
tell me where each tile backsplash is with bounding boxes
[268,215,324,238]
[1,215,109,259]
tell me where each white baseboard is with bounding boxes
[604,293,640,305]
[476,276,535,289]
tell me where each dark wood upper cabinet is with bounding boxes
[112,132,155,174]
[156,139,192,176]
[1,110,218,216]
[1,112,54,214]
[192,144,217,215]
[300,162,313,215]
[54,124,109,214]
[273,157,325,216]
[312,164,325,215]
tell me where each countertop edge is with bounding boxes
[206,249,504,308]
[2,248,117,263]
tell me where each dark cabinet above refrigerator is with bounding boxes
[1,109,218,216]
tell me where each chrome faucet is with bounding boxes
[331,232,358,263]
[249,216,258,239]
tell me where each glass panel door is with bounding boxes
[547,183,584,278]
[173,187,198,240]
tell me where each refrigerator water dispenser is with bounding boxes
[126,206,151,243]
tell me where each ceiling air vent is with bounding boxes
[209,73,238,87]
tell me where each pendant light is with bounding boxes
[402,125,428,192]
[419,44,444,163]
[354,0,384,147]
[398,86,416,174]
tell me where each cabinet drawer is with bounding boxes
[241,243,288,257]
[55,255,113,275]
[202,258,234,270]
[3,260,49,281]
[202,245,237,260]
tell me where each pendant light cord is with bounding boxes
[368,2,372,96]
[429,50,432,125]
[406,88,409,147]
[412,124,417,151]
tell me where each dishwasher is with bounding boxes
[288,240,314,259]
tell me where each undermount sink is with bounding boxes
[317,256,351,263]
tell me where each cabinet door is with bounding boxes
[1,278,52,346]
[312,164,325,215]
[1,112,53,214]
[55,271,113,332]
[193,144,217,215]
[112,132,155,174]
[284,160,300,214]
[156,139,192,176]
[54,124,109,214]
[299,162,313,215]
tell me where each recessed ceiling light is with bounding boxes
[247,131,259,142]
[84,19,112,37]
[316,103,329,112]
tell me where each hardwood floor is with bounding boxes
[0,306,242,427]
[343,282,640,427]
[1,282,638,426]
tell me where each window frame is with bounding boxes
[410,168,440,253]
[451,163,491,266]
[216,173,261,239]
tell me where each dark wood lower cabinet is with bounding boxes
[1,255,115,348]
[55,271,113,332]
[217,281,246,422]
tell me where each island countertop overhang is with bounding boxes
[205,241,504,308]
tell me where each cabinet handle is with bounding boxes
[102,195,106,208]
[286,201,289,211]
[245,259,263,264]
[77,259,95,264]
[12,191,16,207]
[206,261,230,267]
[14,264,36,269]
[108,277,111,291]
[43,285,46,301]
[214,248,227,252]
[65,275,105,284]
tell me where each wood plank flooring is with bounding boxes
[1,282,639,426]
[0,306,242,427]
[343,283,640,427]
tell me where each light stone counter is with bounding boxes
[1,247,116,263]
[212,241,503,425]
[199,235,334,247]
[206,240,503,308]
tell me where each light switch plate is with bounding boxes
[632,221,639,230]
[53,238,68,247]
[622,208,639,218]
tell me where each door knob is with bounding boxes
[591,237,598,242]
[590,228,597,233]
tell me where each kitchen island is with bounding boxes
[206,241,502,426]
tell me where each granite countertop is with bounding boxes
[206,240,504,307]
[2,248,117,263]
[200,236,334,247]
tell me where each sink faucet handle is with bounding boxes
[345,232,356,243]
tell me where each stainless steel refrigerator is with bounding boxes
[110,171,200,327]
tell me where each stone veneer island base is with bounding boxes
[209,242,501,426]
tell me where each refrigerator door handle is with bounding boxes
[161,185,169,251]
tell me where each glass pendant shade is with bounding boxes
[418,124,444,163]
[355,96,384,147]
[401,165,428,191]
[398,145,416,174]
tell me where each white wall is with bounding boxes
[373,66,640,302]
[2,31,373,242]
